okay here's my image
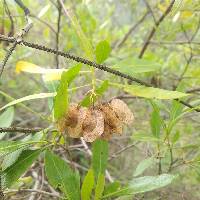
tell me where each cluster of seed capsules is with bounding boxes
[57,99,134,142]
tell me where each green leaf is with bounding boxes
[113,58,161,75]
[94,174,105,200]
[95,40,111,63]
[121,84,189,100]
[92,139,108,179]
[172,131,180,144]
[54,64,81,120]
[128,174,177,194]
[102,174,177,199]
[0,140,46,164]
[134,157,154,177]
[2,149,42,188]
[0,107,14,127]
[0,141,38,157]
[169,100,183,120]
[1,132,44,170]
[54,74,68,120]
[1,149,24,170]
[81,80,109,107]
[0,93,55,112]
[81,169,95,200]
[104,182,121,196]
[61,64,82,86]
[0,107,14,139]
[150,102,162,138]
[167,100,184,133]
[45,150,80,200]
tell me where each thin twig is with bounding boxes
[175,17,200,89]
[55,0,62,68]
[0,127,43,133]
[4,189,62,199]
[30,14,56,34]
[14,0,30,17]
[0,41,18,78]
[115,11,149,49]
[143,0,157,24]
[150,40,200,45]
[139,0,176,58]
[0,21,33,78]
[109,142,139,161]
[4,0,15,38]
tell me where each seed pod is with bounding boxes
[100,104,123,135]
[57,104,87,138]
[83,109,104,142]
[66,106,87,138]
[110,99,134,125]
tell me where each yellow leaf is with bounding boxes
[16,61,66,81]
[15,61,88,82]
[181,11,193,18]
[42,73,62,82]
[16,61,45,74]
[158,3,166,13]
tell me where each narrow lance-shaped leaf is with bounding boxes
[115,84,189,100]
[94,174,105,200]
[92,139,108,179]
[102,174,177,199]
[54,64,81,120]
[0,141,44,157]
[128,174,177,194]
[112,57,161,75]
[167,100,184,134]
[150,102,162,138]
[81,169,95,200]
[45,150,80,200]
[103,182,121,196]
[1,132,45,170]
[0,93,55,112]
[95,40,111,64]
[0,107,14,140]
[134,157,154,177]
[1,149,42,188]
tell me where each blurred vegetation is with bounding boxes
[0,0,200,199]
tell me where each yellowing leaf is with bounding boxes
[15,61,87,82]
[181,11,193,18]
[16,61,65,75]
[42,73,62,81]
[16,61,44,74]
[158,3,166,13]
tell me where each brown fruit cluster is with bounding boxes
[57,99,134,142]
